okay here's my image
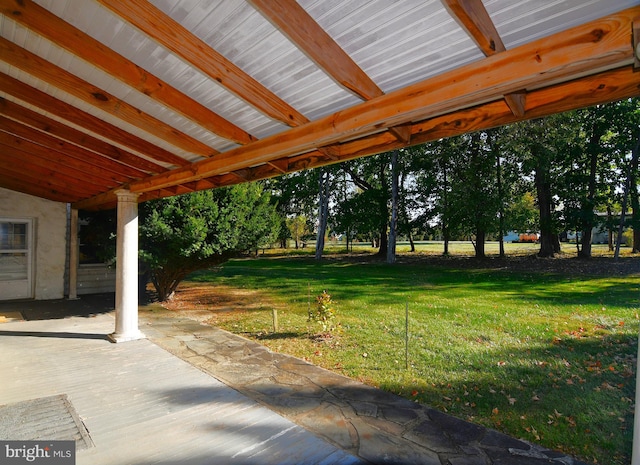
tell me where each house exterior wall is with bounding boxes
[77,263,116,295]
[0,188,67,300]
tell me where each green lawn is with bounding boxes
[184,244,638,464]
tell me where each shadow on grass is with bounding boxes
[193,256,639,312]
[253,331,308,340]
[182,255,637,464]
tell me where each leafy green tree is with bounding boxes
[286,215,310,249]
[606,98,640,253]
[139,183,278,301]
[410,140,456,254]
[416,131,502,258]
[556,105,619,258]
[266,170,319,248]
[504,192,539,234]
[505,115,575,257]
[339,154,393,255]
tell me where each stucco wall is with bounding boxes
[0,188,67,300]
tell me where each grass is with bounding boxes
[175,242,638,464]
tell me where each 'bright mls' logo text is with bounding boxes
[0,441,74,464]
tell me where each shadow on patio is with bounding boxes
[0,312,363,465]
[0,293,115,321]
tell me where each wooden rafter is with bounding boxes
[249,0,383,101]
[0,0,256,146]
[0,37,217,158]
[0,2,638,211]
[442,0,505,54]
[0,116,141,182]
[96,0,309,127]
[0,143,110,194]
[442,0,527,117]
[0,98,166,175]
[0,73,187,167]
[128,64,640,206]
[0,173,80,203]
[125,8,638,194]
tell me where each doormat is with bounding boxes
[0,394,94,450]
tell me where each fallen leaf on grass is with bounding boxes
[524,426,541,441]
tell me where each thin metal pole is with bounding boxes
[632,325,640,464]
[405,302,409,370]
[272,308,278,333]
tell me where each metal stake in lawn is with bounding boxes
[272,308,278,333]
[405,302,409,370]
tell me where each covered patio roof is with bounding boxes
[1,0,639,210]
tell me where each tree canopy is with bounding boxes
[139,183,279,300]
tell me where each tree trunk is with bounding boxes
[630,138,640,253]
[495,149,505,258]
[387,151,399,264]
[535,164,559,257]
[151,267,188,302]
[607,205,614,252]
[345,227,350,253]
[614,171,629,260]
[475,230,486,258]
[377,228,388,256]
[579,128,602,258]
[376,157,389,257]
[442,159,450,256]
[315,170,330,260]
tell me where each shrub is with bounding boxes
[308,290,336,332]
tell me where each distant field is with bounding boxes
[268,240,631,258]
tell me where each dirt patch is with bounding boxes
[155,283,275,324]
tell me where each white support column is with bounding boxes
[68,207,79,300]
[108,189,144,343]
[632,327,640,464]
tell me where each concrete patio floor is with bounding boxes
[0,295,590,465]
[0,309,362,465]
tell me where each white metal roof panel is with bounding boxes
[486,0,640,49]
[2,0,639,206]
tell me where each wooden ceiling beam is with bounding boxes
[0,72,184,168]
[0,135,118,190]
[249,0,383,101]
[124,64,640,208]
[634,20,640,68]
[0,97,166,175]
[0,0,256,146]
[442,0,505,55]
[266,160,289,174]
[389,124,412,144]
[0,147,107,196]
[96,0,309,127]
[0,117,139,182]
[127,7,639,195]
[0,173,81,203]
[504,92,527,118]
[0,37,215,159]
[442,0,528,117]
[0,161,92,196]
